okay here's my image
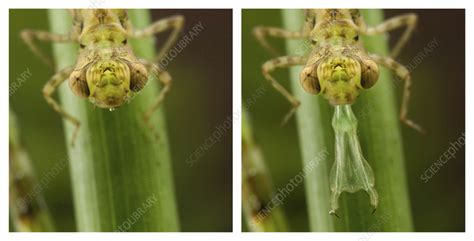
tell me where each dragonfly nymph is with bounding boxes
[254,9,422,216]
[21,9,184,145]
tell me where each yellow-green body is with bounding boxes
[300,9,379,105]
[69,9,148,108]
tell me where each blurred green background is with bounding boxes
[242,9,464,232]
[10,9,232,232]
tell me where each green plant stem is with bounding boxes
[48,9,179,231]
[282,9,413,231]
[282,9,335,232]
[242,108,288,232]
[350,9,413,231]
[9,110,55,232]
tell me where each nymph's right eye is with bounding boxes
[359,59,379,89]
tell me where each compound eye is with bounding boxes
[69,69,90,98]
[359,59,379,89]
[300,65,321,94]
[128,62,148,92]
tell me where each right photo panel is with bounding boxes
[242,9,465,232]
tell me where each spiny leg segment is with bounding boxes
[253,27,308,56]
[130,15,183,140]
[253,9,315,56]
[356,13,418,58]
[42,66,81,146]
[262,56,307,126]
[370,54,424,133]
[130,15,185,63]
[142,61,173,141]
[20,30,76,67]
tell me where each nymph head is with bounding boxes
[300,53,379,105]
[69,51,148,108]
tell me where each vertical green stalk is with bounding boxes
[48,9,179,231]
[282,9,413,231]
[349,9,413,231]
[282,9,335,232]
[10,111,55,232]
[242,108,288,232]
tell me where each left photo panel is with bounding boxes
[9,9,232,232]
